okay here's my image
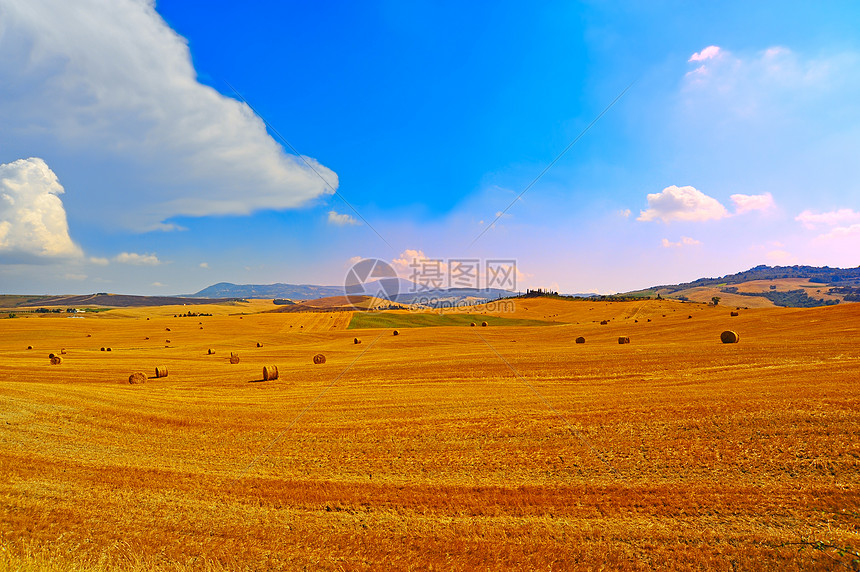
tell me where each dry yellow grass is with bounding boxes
[1,298,859,570]
[653,277,845,308]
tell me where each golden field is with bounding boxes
[1,297,859,570]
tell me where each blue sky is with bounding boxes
[1,0,859,295]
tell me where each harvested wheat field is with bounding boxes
[1,297,859,570]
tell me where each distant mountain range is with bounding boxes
[646,264,860,293]
[6,265,858,310]
[191,282,345,300]
[614,264,860,308]
[190,280,513,306]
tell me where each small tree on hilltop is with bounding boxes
[712,296,721,306]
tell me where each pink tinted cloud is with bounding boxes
[661,236,702,248]
[795,208,860,229]
[730,192,775,214]
[689,46,721,62]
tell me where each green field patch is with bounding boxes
[348,312,559,329]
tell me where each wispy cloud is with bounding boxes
[327,210,360,226]
[682,44,860,117]
[114,252,161,265]
[767,249,797,264]
[731,192,775,214]
[796,207,860,245]
[795,208,860,229]
[661,236,702,248]
[816,223,860,241]
[689,45,721,63]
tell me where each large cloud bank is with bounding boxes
[0,0,337,231]
[0,158,82,261]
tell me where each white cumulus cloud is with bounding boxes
[0,0,337,231]
[327,210,360,226]
[114,252,160,265]
[638,185,729,223]
[731,192,775,214]
[0,157,82,261]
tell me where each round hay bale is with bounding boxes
[165,339,170,343]
[50,356,62,365]
[128,372,146,384]
[165,328,171,331]
[600,320,608,325]
[354,338,361,344]
[720,330,740,344]
[688,315,693,319]
[392,330,399,336]
[27,345,33,350]
[86,334,92,337]
[470,322,476,327]
[730,311,739,317]
[208,348,215,355]
[575,336,586,344]
[618,336,630,344]
[155,366,168,378]
[263,365,279,381]
[313,353,326,364]
[60,348,67,355]
[100,347,106,351]
[48,353,55,359]
[256,342,263,348]
[481,321,488,327]
[144,337,149,340]
[229,352,240,364]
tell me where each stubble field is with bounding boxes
[1,298,859,570]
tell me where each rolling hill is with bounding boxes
[625,264,860,308]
